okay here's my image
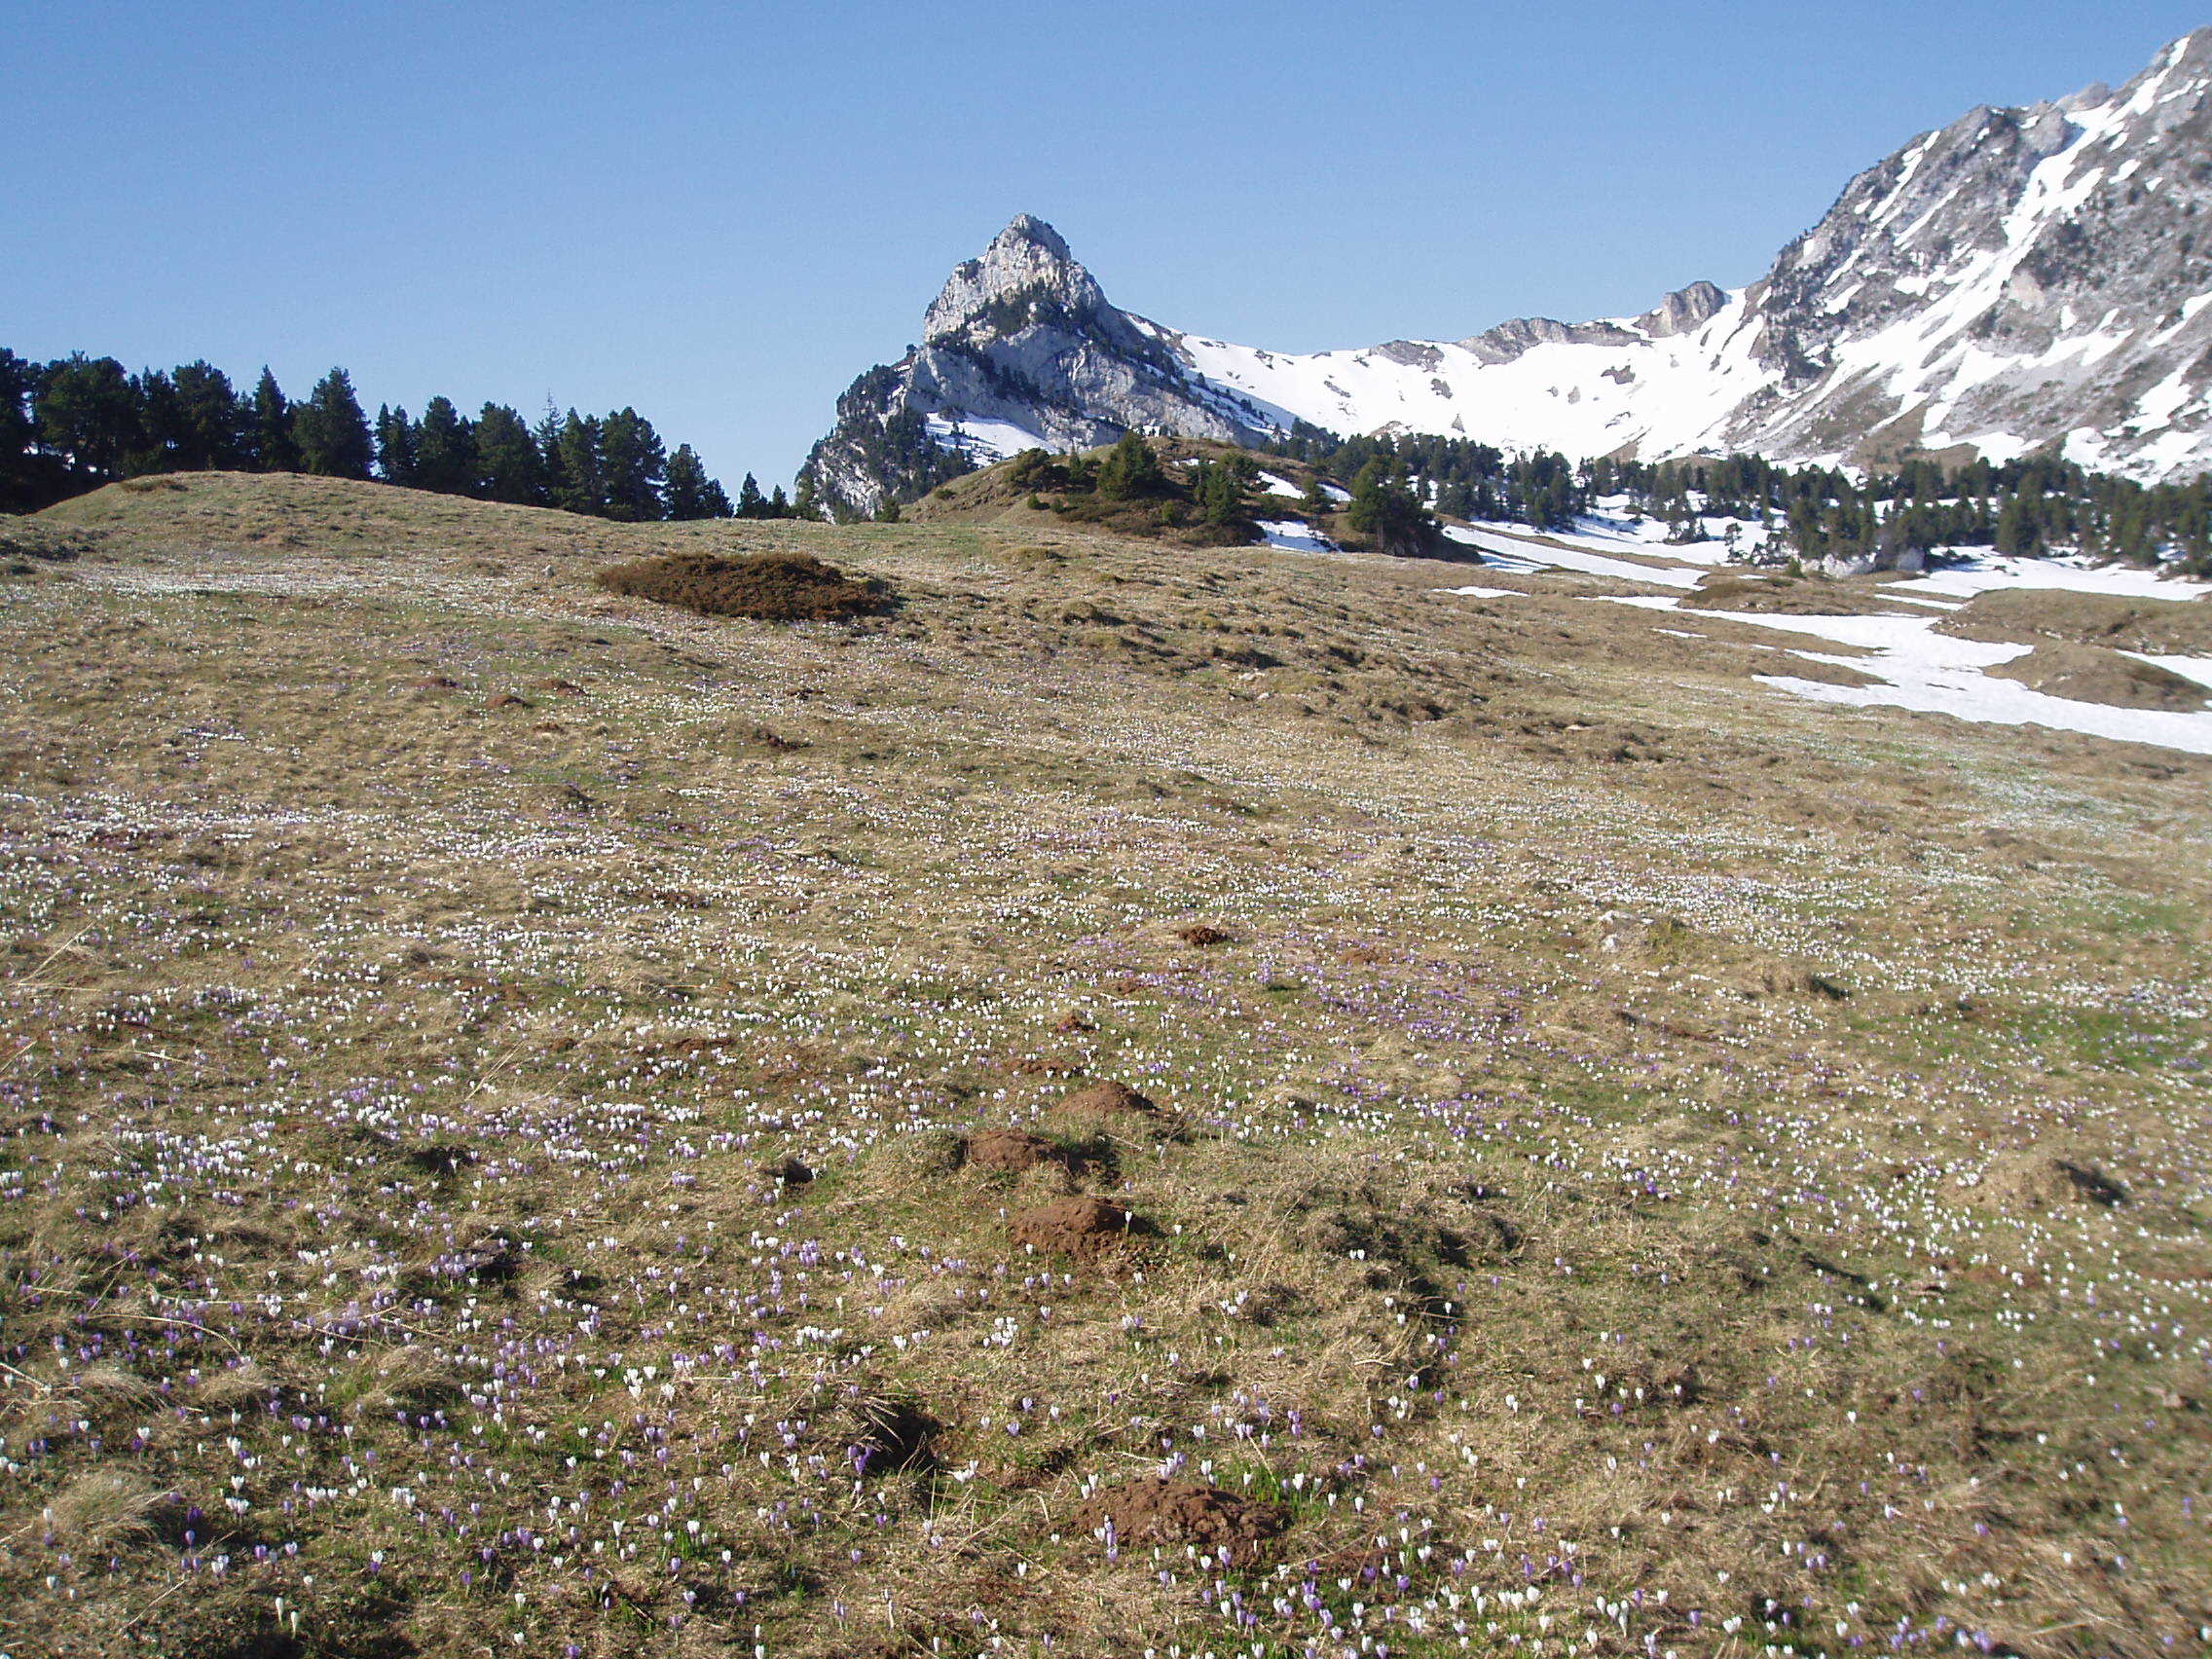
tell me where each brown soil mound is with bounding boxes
[1070,1480,1289,1565]
[1051,1081,1158,1119]
[1955,1152,2127,1212]
[1175,923,1232,946]
[1009,1195,1142,1260]
[594,551,889,621]
[1936,587,2212,653]
[965,1128,1062,1173]
[1983,644,2206,711]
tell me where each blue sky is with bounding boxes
[6,2,2206,488]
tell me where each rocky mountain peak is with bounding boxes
[922,214,1111,347]
[802,217,1274,517]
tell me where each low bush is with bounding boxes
[593,550,889,621]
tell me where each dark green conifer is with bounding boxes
[250,368,299,471]
[665,443,717,520]
[475,404,542,504]
[292,368,373,479]
[1095,431,1165,500]
[552,412,605,516]
[599,408,667,520]
[375,404,418,485]
[35,354,139,480]
[414,395,477,495]
[172,361,246,469]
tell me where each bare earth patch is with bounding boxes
[1070,1479,1290,1566]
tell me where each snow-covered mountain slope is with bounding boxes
[803,29,2212,516]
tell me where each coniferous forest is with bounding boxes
[0,348,808,524]
[1270,423,2212,573]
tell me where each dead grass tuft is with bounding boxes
[40,1471,170,1548]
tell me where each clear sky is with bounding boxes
[6,2,2206,489]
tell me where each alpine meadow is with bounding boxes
[4,13,2212,1659]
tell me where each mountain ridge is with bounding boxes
[803,28,2212,516]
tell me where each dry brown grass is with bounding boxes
[0,472,2206,1659]
[1985,641,2208,709]
[1936,585,2212,652]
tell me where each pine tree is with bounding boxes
[130,369,185,474]
[172,361,246,470]
[768,485,790,518]
[1095,431,1165,500]
[1192,454,1257,532]
[599,407,667,520]
[35,354,139,480]
[475,404,542,504]
[1344,458,1432,555]
[1994,493,2043,557]
[249,368,299,471]
[552,412,605,516]
[736,472,766,519]
[665,443,716,520]
[533,404,567,502]
[412,395,476,495]
[292,368,372,479]
[0,348,55,510]
[375,404,419,485]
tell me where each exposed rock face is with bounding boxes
[1727,30,2212,474]
[801,216,1274,516]
[1637,281,1729,340]
[803,31,2212,514]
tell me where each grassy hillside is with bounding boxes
[2,472,2208,1658]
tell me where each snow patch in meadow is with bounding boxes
[1696,608,2212,755]
[1886,554,2208,604]
[1436,585,1519,599]
[1257,520,1340,555]
[1442,525,1707,589]
[1587,594,1688,611]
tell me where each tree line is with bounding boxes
[0,347,803,524]
[1272,421,2212,573]
[1594,452,2212,572]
